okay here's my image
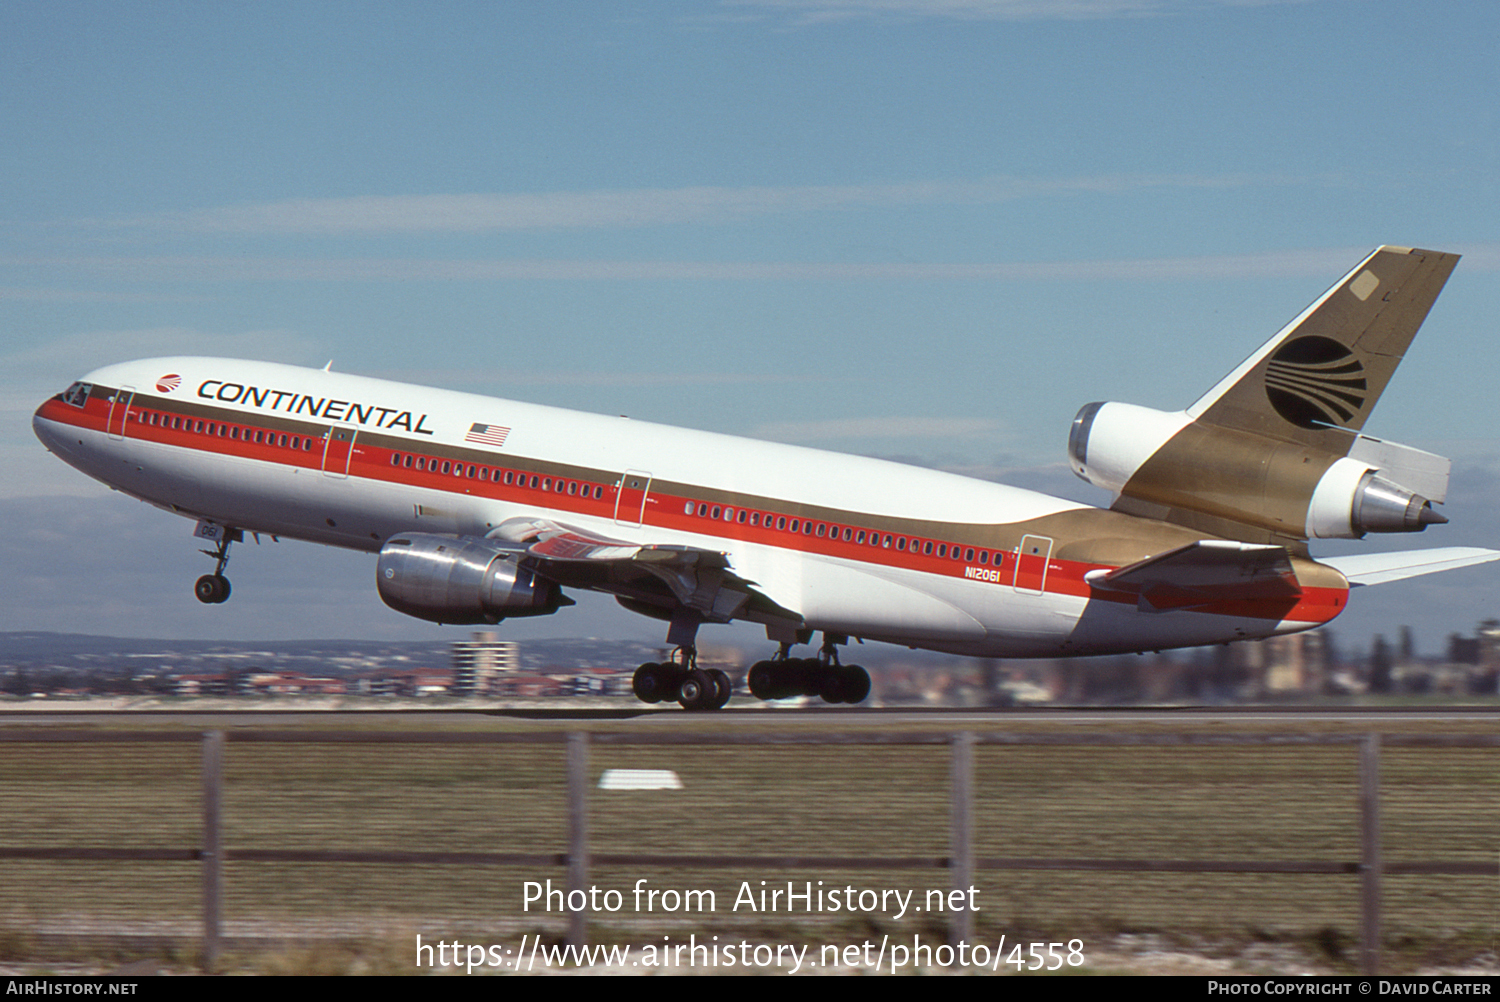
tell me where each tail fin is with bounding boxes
[1069,246,1460,546]
[1188,245,1460,440]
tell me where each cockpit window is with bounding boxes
[62,382,92,408]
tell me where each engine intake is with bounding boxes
[376,533,567,624]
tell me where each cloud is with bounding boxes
[754,415,1003,442]
[723,0,1311,26]
[0,287,205,303]
[385,368,819,390]
[2,327,323,374]
[23,244,1495,285]
[94,174,1293,235]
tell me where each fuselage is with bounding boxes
[32,357,1348,657]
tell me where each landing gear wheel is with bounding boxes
[632,662,669,704]
[747,661,778,700]
[818,667,848,704]
[708,668,732,709]
[677,668,716,711]
[194,574,230,605]
[840,665,871,704]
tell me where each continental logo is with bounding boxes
[197,379,434,435]
[1264,335,1368,428]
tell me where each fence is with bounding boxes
[0,727,1494,974]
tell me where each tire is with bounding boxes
[709,669,732,709]
[194,574,229,605]
[678,668,714,711]
[841,665,871,704]
[632,662,667,703]
[817,666,846,704]
[747,661,777,700]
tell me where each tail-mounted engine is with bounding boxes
[1069,401,1448,541]
[1066,247,1463,543]
[376,533,569,624]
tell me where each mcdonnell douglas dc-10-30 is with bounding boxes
[33,246,1499,709]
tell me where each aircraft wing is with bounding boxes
[1084,540,1302,613]
[490,517,803,626]
[1318,546,1500,586]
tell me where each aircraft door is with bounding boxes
[106,386,135,440]
[613,470,652,527]
[1013,534,1053,594]
[321,426,357,478]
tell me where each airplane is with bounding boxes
[32,245,1499,710]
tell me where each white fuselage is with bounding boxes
[34,357,1341,657]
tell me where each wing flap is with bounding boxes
[488,516,801,625]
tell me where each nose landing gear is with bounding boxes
[193,523,242,605]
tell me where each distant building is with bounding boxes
[450,632,519,695]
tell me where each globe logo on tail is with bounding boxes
[1264,336,1367,428]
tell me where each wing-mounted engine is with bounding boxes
[1067,246,1460,544]
[376,533,570,624]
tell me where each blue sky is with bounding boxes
[5,0,1498,654]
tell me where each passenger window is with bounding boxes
[684,502,694,515]
[776,517,787,531]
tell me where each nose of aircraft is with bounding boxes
[33,397,77,461]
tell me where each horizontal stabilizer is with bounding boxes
[1319,547,1500,586]
[1085,540,1301,613]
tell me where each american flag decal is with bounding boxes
[465,422,510,447]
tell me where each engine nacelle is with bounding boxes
[376,533,566,624]
[1069,401,1446,540]
[1306,459,1447,538]
[1068,401,1193,493]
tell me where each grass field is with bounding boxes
[0,716,1494,973]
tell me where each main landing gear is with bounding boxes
[193,526,242,605]
[747,635,871,705]
[632,646,732,712]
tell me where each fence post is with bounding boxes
[201,730,224,974]
[1359,732,1381,976]
[950,731,975,947]
[567,730,590,948]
